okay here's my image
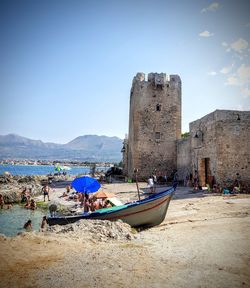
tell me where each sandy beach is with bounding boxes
[0,182,250,288]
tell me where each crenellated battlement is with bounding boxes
[133,72,181,88]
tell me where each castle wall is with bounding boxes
[189,110,250,189]
[214,110,250,187]
[177,137,191,182]
[124,72,250,190]
[127,73,181,180]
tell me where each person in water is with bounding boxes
[40,216,48,232]
[25,196,31,209]
[0,194,4,209]
[30,199,36,210]
[23,219,32,231]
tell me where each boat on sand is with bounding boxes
[48,186,175,228]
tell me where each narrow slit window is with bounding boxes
[155,132,161,140]
[156,104,161,111]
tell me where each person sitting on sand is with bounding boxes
[88,196,97,212]
[93,197,102,211]
[102,199,112,209]
[66,185,71,193]
[88,196,101,212]
[232,179,241,194]
[76,192,81,202]
[59,191,68,198]
[82,194,91,212]
[23,219,32,231]
[40,216,48,232]
[42,184,50,202]
[30,199,36,210]
[0,194,4,209]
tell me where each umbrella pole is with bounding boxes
[83,190,86,212]
[134,169,140,201]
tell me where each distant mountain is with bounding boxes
[0,134,123,162]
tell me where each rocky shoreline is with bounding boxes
[0,174,75,204]
[0,175,44,204]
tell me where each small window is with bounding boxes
[155,132,161,140]
[156,104,161,111]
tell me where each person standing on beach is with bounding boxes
[193,170,199,191]
[42,184,50,202]
[148,176,155,193]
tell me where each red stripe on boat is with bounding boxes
[105,195,171,221]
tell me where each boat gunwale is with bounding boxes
[48,186,175,221]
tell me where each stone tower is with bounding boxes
[126,72,181,180]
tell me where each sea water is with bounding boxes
[0,164,109,236]
[0,205,47,237]
[0,164,108,176]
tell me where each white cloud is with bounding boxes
[237,64,250,83]
[225,76,240,86]
[225,64,250,86]
[208,71,217,76]
[220,66,232,74]
[199,30,214,37]
[230,38,248,53]
[201,2,220,13]
[222,42,228,47]
[241,87,250,98]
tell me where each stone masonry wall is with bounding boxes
[189,110,250,189]
[177,137,191,182]
[127,73,181,180]
[189,111,218,186]
[214,110,250,188]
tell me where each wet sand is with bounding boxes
[0,183,250,288]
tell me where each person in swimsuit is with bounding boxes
[23,219,32,231]
[30,199,36,210]
[40,216,48,232]
[42,185,50,202]
[0,194,4,209]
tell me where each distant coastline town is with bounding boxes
[0,159,116,168]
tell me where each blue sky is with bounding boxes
[0,0,249,143]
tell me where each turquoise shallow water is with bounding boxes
[0,205,48,237]
[0,164,108,176]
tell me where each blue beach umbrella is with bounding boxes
[71,176,101,194]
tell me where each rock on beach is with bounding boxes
[0,175,44,203]
[48,219,136,242]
